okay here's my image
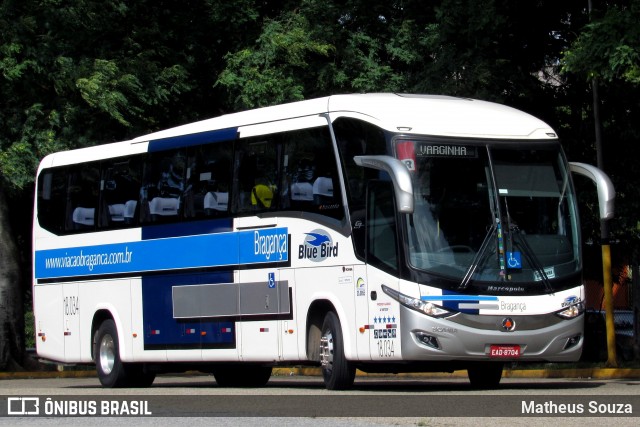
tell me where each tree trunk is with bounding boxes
[0,185,24,370]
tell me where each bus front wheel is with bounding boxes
[319,311,355,390]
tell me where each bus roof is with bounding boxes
[41,93,557,168]
[134,93,556,143]
[329,94,557,139]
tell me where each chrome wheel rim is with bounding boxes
[99,334,115,375]
[319,329,334,371]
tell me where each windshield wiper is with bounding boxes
[502,194,554,293]
[458,223,496,291]
[510,225,554,293]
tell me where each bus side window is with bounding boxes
[366,180,399,274]
[37,169,68,234]
[234,138,278,213]
[66,163,100,232]
[282,126,344,220]
[289,157,315,210]
[100,157,142,228]
[333,117,387,258]
[141,149,186,223]
[187,142,232,218]
[333,118,386,209]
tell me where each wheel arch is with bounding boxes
[305,299,336,361]
[91,308,127,361]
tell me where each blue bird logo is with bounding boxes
[304,232,330,247]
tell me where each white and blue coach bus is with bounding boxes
[32,94,614,389]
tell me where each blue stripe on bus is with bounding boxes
[141,218,233,240]
[34,227,289,280]
[420,295,499,301]
[142,270,236,349]
[147,127,238,152]
[429,291,499,314]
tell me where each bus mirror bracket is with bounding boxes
[354,155,414,214]
[569,162,615,220]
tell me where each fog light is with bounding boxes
[415,332,440,349]
[564,334,581,350]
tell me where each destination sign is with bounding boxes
[416,144,477,158]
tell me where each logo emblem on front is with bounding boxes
[501,317,516,331]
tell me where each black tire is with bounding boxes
[94,319,155,388]
[213,365,272,387]
[320,311,355,390]
[94,319,128,388]
[467,362,503,389]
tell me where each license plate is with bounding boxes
[489,345,521,358]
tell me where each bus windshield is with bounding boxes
[400,140,580,287]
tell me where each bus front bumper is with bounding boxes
[399,304,584,362]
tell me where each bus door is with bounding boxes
[277,267,298,360]
[235,217,288,362]
[352,264,371,360]
[365,181,402,361]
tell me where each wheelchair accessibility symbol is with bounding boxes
[507,251,522,269]
[268,272,276,288]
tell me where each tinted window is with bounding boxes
[367,181,398,274]
[184,142,233,218]
[281,127,344,220]
[100,157,142,227]
[66,163,101,231]
[36,125,345,234]
[140,149,186,223]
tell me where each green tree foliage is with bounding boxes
[217,12,334,109]
[0,0,265,190]
[216,0,589,113]
[562,1,640,85]
[561,0,640,243]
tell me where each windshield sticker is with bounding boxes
[397,141,416,171]
[534,267,556,281]
[506,251,522,269]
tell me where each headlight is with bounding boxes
[381,285,454,318]
[556,302,585,319]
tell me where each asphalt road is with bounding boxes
[1,374,639,426]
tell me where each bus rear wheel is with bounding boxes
[94,319,155,388]
[467,362,503,389]
[319,311,355,390]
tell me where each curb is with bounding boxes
[0,370,98,380]
[1,367,639,381]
